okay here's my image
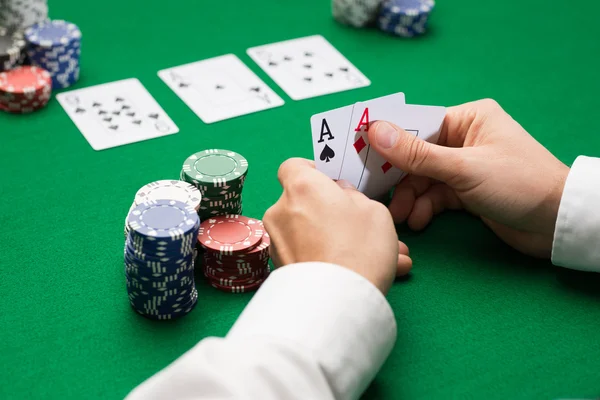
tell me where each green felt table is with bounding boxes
[2,0,600,399]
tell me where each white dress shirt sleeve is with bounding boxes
[552,155,600,272]
[125,262,397,400]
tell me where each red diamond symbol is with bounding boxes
[381,162,392,173]
[354,137,367,153]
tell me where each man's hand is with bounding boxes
[368,98,570,258]
[263,158,411,295]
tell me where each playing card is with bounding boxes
[339,101,446,199]
[56,78,178,151]
[157,54,284,123]
[247,35,370,100]
[311,92,405,179]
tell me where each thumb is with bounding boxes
[368,121,464,183]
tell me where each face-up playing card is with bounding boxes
[311,92,405,179]
[338,101,446,199]
[157,54,284,123]
[247,35,370,100]
[56,78,178,151]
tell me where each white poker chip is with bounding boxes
[133,180,202,211]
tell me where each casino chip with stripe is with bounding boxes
[0,0,48,31]
[198,215,271,293]
[124,179,202,238]
[0,27,26,72]
[25,19,81,89]
[180,149,248,221]
[124,199,200,320]
[0,65,51,113]
[332,0,383,28]
[377,0,435,37]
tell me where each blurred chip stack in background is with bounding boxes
[332,0,435,38]
[0,0,82,113]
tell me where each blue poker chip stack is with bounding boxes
[377,0,435,37]
[124,199,200,320]
[24,19,81,89]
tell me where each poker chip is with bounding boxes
[124,199,200,320]
[25,20,81,89]
[0,0,48,31]
[181,149,248,221]
[197,215,263,255]
[134,180,201,211]
[0,65,51,113]
[0,27,26,71]
[377,0,435,37]
[199,217,271,293]
[332,0,384,28]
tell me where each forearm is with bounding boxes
[125,262,397,400]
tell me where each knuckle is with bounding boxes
[479,98,501,110]
[406,136,431,171]
[289,175,314,195]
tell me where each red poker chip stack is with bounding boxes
[198,215,271,293]
[0,66,52,114]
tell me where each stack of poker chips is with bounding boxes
[377,0,435,37]
[25,20,81,89]
[332,0,384,28]
[0,65,51,113]
[0,27,26,71]
[180,149,247,221]
[198,215,271,293]
[0,0,48,31]
[124,199,200,320]
[124,179,202,238]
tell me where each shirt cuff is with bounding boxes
[226,262,397,400]
[552,155,600,272]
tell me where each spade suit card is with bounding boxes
[247,35,370,100]
[311,92,405,179]
[157,54,284,123]
[56,78,179,151]
[339,101,446,199]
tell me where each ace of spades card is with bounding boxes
[157,54,284,123]
[56,78,179,151]
[311,92,405,181]
[247,35,371,100]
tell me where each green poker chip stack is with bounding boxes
[180,149,248,221]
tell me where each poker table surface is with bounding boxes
[2,0,600,399]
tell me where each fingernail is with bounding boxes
[336,179,356,189]
[375,122,398,149]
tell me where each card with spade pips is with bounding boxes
[56,78,179,151]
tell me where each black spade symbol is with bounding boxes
[121,105,131,110]
[179,82,190,88]
[148,113,159,119]
[303,64,312,69]
[112,110,121,116]
[268,61,278,66]
[92,102,101,107]
[109,125,119,130]
[103,117,112,122]
[319,145,335,163]
[215,85,224,90]
[283,56,292,61]
[250,87,260,92]
[115,97,125,102]
[304,51,313,57]
[325,72,334,78]
[98,110,107,115]
[303,76,312,82]
[75,107,86,113]
[339,67,349,72]
[126,112,135,117]
[132,120,142,125]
